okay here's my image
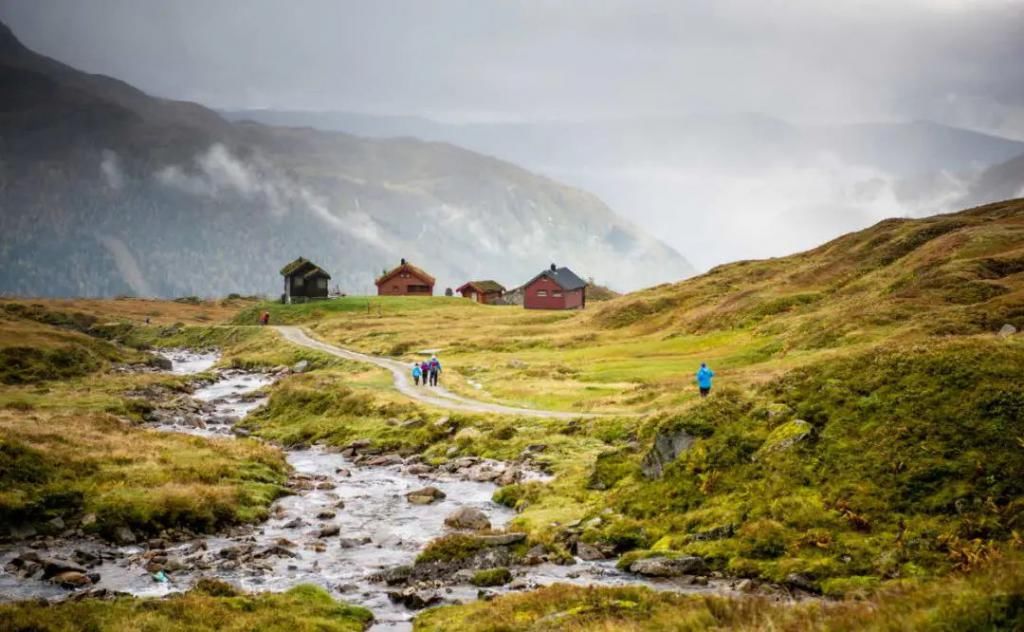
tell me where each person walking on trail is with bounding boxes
[260,311,270,326]
[696,362,714,398]
[412,362,422,386]
[420,361,430,387]
[429,355,442,387]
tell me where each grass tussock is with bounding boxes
[415,554,1024,631]
[0,581,373,632]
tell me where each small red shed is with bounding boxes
[523,264,587,310]
[376,259,435,296]
[456,280,506,305]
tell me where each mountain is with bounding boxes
[963,152,1024,206]
[0,21,693,298]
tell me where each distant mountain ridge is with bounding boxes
[0,21,693,298]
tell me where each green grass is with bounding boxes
[414,554,1024,631]
[0,581,373,631]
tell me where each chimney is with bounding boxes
[550,263,556,271]
[401,258,407,265]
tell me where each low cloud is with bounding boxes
[100,149,124,190]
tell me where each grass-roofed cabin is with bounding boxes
[456,280,506,304]
[280,257,331,303]
[376,258,435,296]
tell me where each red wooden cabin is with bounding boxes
[456,280,506,304]
[523,264,587,310]
[376,259,435,296]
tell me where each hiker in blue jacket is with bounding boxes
[412,362,422,386]
[429,355,441,387]
[696,362,714,398]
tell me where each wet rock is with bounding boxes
[257,544,298,559]
[523,545,548,565]
[9,524,37,539]
[112,525,136,545]
[316,510,337,520]
[50,571,93,589]
[574,542,608,561]
[292,360,310,373]
[999,323,1017,337]
[346,439,372,453]
[785,573,819,593]
[365,454,404,467]
[339,536,372,548]
[45,516,66,532]
[219,544,253,560]
[373,565,413,586]
[147,538,167,550]
[318,525,341,538]
[641,426,694,479]
[42,558,87,579]
[283,518,305,529]
[406,486,446,505]
[315,482,337,490]
[629,555,708,577]
[335,467,351,477]
[80,513,97,528]
[388,588,442,610]
[496,467,522,486]
[148,355,174,371]
[73,550,100,567]
[736,578,757,593]
[335,500,346,509]
[405,464,433,476]
[444,507,491,531]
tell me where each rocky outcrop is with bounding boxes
[641,426,694,479]
[406,486,447,505]
[754,419,814,460]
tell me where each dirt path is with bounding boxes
[274,326,588,419]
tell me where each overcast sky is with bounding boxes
[3,0,1023,274]
[2,0,1023,135]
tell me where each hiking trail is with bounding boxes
[274,326,588,419]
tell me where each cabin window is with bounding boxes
[552,291,563,297]
[317,278,327,290]
[409,284,431,293]
[537,290,548,297]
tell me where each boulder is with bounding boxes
[41,558,87,579]
[642,426,694,479]
[754,420,814,460]
[316,511,337,520]
[148,355,174,371]
[405,464,433,476]
[318,525,341,538]
[365,454,404,467]
[112,525,136,545]
[629,555,708,577]
[406,486,446,505]
[785,572,819,593]
[444,507,491,531]
[574,542,608,561]
[49,571,93,589]
[475,533,526,546]
[387,588,442,610]
[999,323,1018,338]
[292,360,310,373]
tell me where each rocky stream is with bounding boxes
[0,351,736,630]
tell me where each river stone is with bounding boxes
[388,588,442,610]
[283,518,305,529]
[112,525,136,545]
[642,426,694,479]
[574,542,608,561]
[444,507,491,531]
[405,464,432,476]
[999,323,1017,337]
[316,511,337,520]
[406,486,446,505]
[365,454,404,467]
[50,571,93,588]
[629,555,708,577]
[339,536,372,548]
[318,525,341,538]
[374,564,413,586]
[41,558,87,579]
[148,355,174,371]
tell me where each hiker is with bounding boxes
[696,362,714,398]
[412,362,422,386]
[260,311,270,326]
[429,355,441,387]
[420,361,430,387]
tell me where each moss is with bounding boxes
[416,534,489,565]
[470,567,512,587]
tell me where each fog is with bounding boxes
[3,0,1023,269]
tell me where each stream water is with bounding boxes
[0,351,730,630]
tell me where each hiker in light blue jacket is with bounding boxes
[412,363,422,386]
[696,363,714,398]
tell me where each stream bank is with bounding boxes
[0,350,736,630]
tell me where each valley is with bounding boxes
[1,198,1022,630]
